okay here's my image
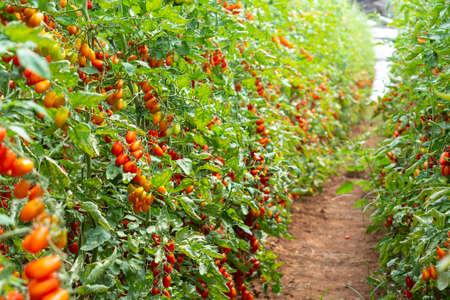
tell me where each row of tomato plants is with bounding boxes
[0,0,373,299]
[368,0,449,299]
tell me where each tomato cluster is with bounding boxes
[0,0,374,298]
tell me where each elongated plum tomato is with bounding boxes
[28,273,60,299]
[20,198,45,222]
[5,291,24,300]
[13,179,31,198]
[125,131,137,144]
[25,255,62,280]
[11,158,34,177]
[42,288,69,300]
[22,225,49,253]
[111,141,124,156]
[29,184,45,200]
[35,80,51,94]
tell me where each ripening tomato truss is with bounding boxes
[0,0,374,299]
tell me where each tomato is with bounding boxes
[0,149,17,174]
[185,185,194,194]
[125,131,137,144]
[35,80,51,94]
[27,12,44,28]
[428,265,437,280]
[151,287,160,295]
[436,246,446,260]
[163,264,173,274]
[28,274,60,299]
[163,275,171,288]
[165,240,175,252]
[132,150,143,160]
[59,0,67,8]
[41,288,69,300]
[43,91,57,108]
[123,161,137,173]
[129,140,141,152]
[166,253,176,265]
[69,241,79,254]
[152,145,164,157]
[91,59,104,71]
[157,186,167,194]
[0,127,6,143]
[6,291,23,300]
[80,43,91,58]
[29,184,45,200]
[54,108,70,128]
[14,179,31,198]
[115,153,129,166]
[20,198,45,222]
[111,141,124,156]
[24,255,62,280]
[421,268,430,281]
[11,158,34,177]
[22,225,49,253]
[67,25,78,35]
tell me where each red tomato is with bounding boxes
[111,141,124,156]
[14,179,31,198]
[0,127,6,142]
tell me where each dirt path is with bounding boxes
[258,174,378,300]
[254,126,380,300]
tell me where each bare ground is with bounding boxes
[255,126,380,300]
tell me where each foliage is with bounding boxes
[368,0,449,298]
[0,0,373,299]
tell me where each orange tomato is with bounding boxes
[35,80,51,94]
[157,186,167,194]
[43,91,57,108]
[28,274,60,299]
[152,145,164,157]
[24,255,62,280]
[20,198,45,222]
[27,12,44,28]
[22,225,49,253]
[125,131,137,144]
[11,158,34,177]
[67,25,78,35]
[6,291,23,300]
[41,288,69,300]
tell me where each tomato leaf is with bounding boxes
[336,181,354,195]
[69,91,106,108]
[69,123,99,157]
[81,202,112,231]
[17,48,51,79]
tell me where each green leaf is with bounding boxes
[81,202,112,231]
[69,124,99,157]
[336,181,354,195]
[8,125,32,142]
[17,48,51,79]
[179,196,201,221]
[80,227,111,251]
[85,249,118,283]
[76,284,110,295]
[69,91,106,108]
[3,22,55,50]
[176,158,192,175]
[0,214,13,225]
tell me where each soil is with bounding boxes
[254,126,380,300]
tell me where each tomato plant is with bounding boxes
[368,0,449,298]
[0,0,373,299]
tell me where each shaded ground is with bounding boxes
[254,126,381,300]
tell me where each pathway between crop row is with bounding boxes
[254,24,396,299]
